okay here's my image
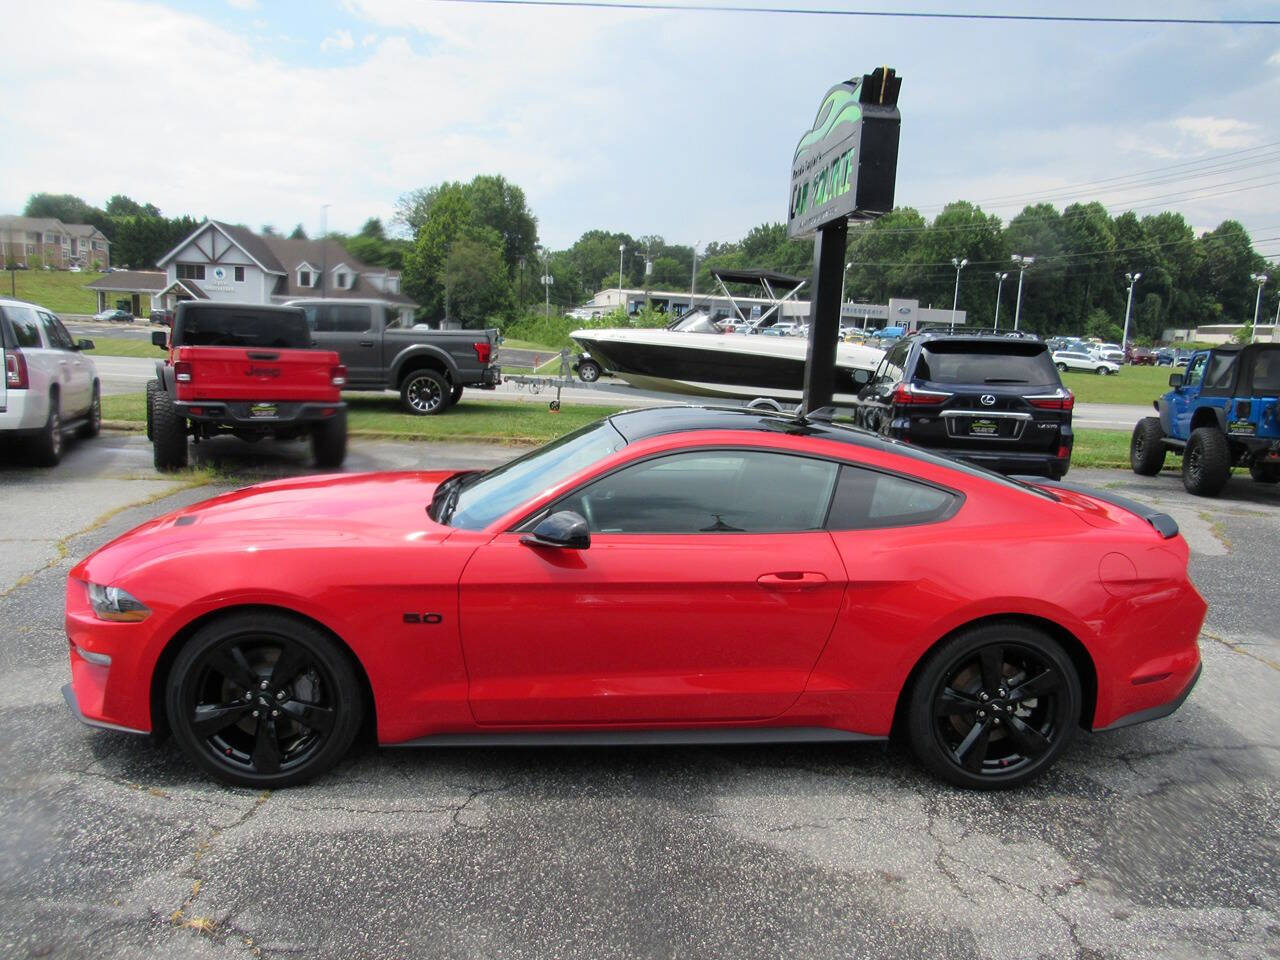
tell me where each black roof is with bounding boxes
[709,267,807,288]
[175,300,304,319]
[604,404,1046,495]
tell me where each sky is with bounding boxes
[1,0,1278,261]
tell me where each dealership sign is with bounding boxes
[788,67,902,239]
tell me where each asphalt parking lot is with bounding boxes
[1,433,1277,960]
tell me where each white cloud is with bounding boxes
[320,28,355,51]
[362,32,378,47]
[1171,116,1261,151]
[226,0,257,8]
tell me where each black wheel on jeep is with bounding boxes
[1130,417,1167,476]
[77,382,101,439]
[151,389,189,472]
[1249,460,1280,484]
[310,408,347,469]
[400,369,451,416]
[1181,426,1231,497]
[145,379,159,441]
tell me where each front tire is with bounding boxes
[151,390,188,471]
[77,382,101,439]
[1181,426,1231,497]
[165,611,363,788]
[906,623,1080,790]
[399,369,451,416]
[1249,460,1280,484]
[310,408,347,469]
[1130,417,1167,476]
[1096,366,1110,376]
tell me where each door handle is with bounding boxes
[757,571,828,590]
[359,340,375,347]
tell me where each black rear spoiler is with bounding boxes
[1011,477,1179,539]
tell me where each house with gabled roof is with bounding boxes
[154,220,417,323]
[0,215,110,269]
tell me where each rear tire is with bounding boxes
[400,368,451,416]
[1129,417,1167,476]
[145,379,159,441]
[151,390,188,472]
[577,359,602,383]
[310,408,347,469]
[1181,426,1231,497]
[1249,461,1280,484]
[906,623,1080,790]
[32,395,63,467]
[77,383,101,439]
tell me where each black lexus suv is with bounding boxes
[850,332,1074,478]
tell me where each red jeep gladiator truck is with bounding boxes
[147,302,348,471]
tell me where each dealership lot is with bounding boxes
[1,435,1277,960]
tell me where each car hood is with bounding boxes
[74,471,462,585]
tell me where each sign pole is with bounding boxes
[801,220,848,413]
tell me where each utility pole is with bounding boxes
[618,243,625,315]
[1250,273,1269,343]
[1122,271,1142,352]
[950,257,967,333]
[542,248,553,321]
[993,271,1008,330]
[319,204,330,299]
[1011,254,1035,332]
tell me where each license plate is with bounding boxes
[249,403,277,419]
[970,418,998,436]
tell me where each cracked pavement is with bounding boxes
[1,433,1277,959]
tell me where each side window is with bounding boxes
[1202,352,1237,391]
[310,305,339,332]
[331,305,372,333]
[3,306,42,347]
[557,450,839,534]
[877,342,909,384]
[1184,355,1207,388]
[38,312,75,350]
[826,465,959,530]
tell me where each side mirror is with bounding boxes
[152,330,168,349]
[75,339,94,351]
[520,510,590,550]
[1168,373,1184,388]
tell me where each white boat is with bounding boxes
[571,268,884,404]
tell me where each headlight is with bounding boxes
[86,582,151,623]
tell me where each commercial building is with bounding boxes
[84,271,168,316]
[153,220,418,323]
[0,215,110,270]
[578,287,965,330]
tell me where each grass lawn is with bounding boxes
[84,336,162,358]
[1059,364,1173,405]
[1070,429,1133,469]
[5,269,105,314]
[102,393,629,444]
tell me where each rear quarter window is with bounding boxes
[825,465,961,530]
[2,306,43,348]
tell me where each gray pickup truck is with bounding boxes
[287,298,501,414]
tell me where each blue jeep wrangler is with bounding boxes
[1130,343,1280,496]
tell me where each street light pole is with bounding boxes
[993,272,1007,330]
[840,261,851,325]
[1122,271,1142,353]
[618,244,625,314]
[950,257,967,333]
[1011,254,1035,332]
[1250,273,1269,344]
[543,249,552,321]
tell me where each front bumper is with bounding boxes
[62,681,148,735]
[175,400,344,427]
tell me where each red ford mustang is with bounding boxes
[63,406,1206,789]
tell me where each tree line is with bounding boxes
[20,183,1277,343]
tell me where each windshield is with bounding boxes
[916,343,1058,386]
[446,419,627,530]
[174,307,311,349]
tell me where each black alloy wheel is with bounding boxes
[166,612,363,787]
[907,624,1080,789]
[400,368,451,416]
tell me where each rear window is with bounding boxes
[916,342,1058,387]
[2,305,43,348]
[174,307,310,349]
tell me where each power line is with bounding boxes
[427,0,1280,25]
